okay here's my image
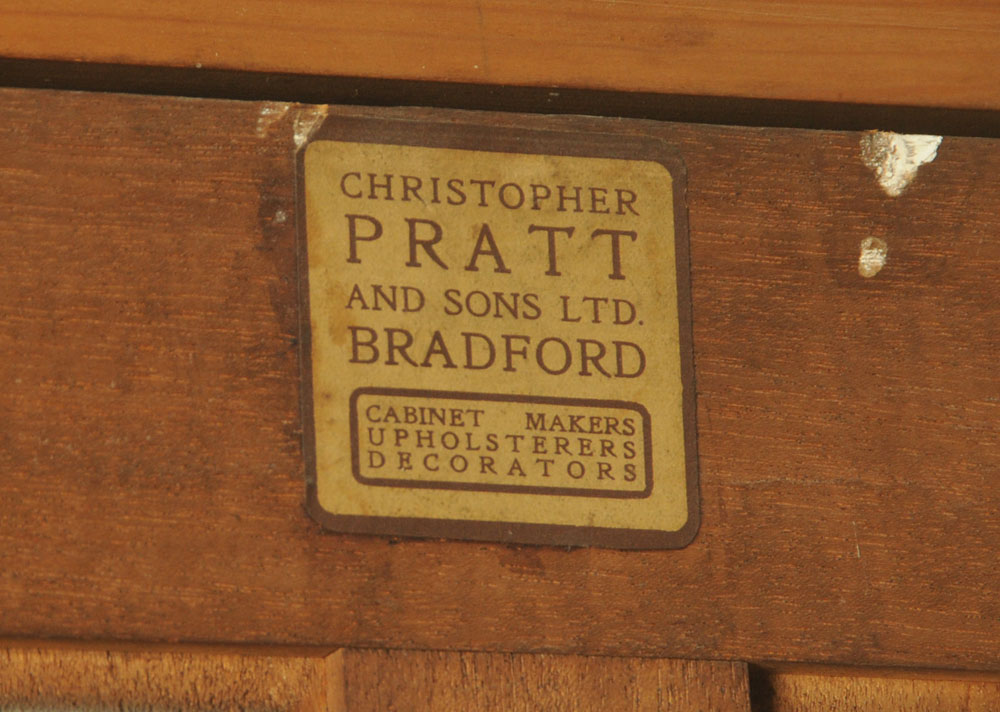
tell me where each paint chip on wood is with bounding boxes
[858,237,888,278]
[860,132,941,197]
[294,105,329,149]
[256,102,290,138]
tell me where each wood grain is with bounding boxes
[0,88,998,670]
[11,643,1000,712]
[0,646,330,711]
[758,672,1000,712]
[0,645,748,711]
[337,649,750,711]
[2,1,1000,110]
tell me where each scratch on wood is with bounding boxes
[860,131,942,197]
[294,105,330,149]
[852,521,862,559]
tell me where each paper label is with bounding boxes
[298,116,698,548]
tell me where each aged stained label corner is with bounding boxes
[296,114,698,549]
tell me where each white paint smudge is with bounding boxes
[294,105,330,149]
[860,131,942,197]
[256,102,291,138]
[858,237,888,278]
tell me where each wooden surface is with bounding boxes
[10,643,1000,712]
[758,671,1000,712]
[1,88,998,670]
[338,649,750,711]
[9,643,1000,711]
[0,646,329,711]
[0,645,748,711]
[3,1,1000,110]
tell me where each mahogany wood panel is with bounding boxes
[0,88,998,670]
[337,649,750,711]
[0,646,330,711]
[0,645,747,711]
[2,2,1000,110]
[759,672,1000,712]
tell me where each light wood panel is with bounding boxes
[2,1,1000,110]
[759,671,1000,712]
[0,88,998,670]
[339,650,750,711]
[0,646,748,711]
[11,644,1000,711]
[0,646,330,711]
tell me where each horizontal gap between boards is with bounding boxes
[2,57,1000,139]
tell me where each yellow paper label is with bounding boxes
[304,137,693,545]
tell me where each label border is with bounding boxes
[296,110,700,550]
[350,387,654,499]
